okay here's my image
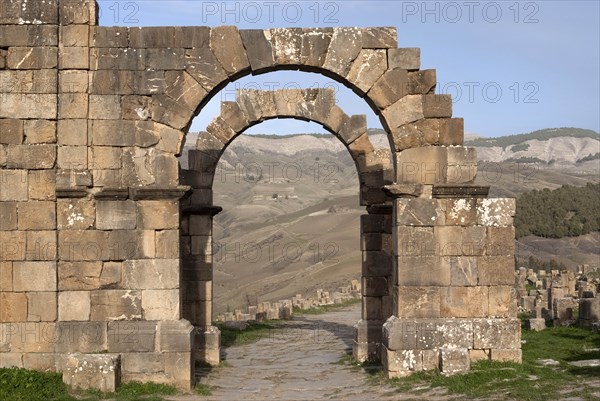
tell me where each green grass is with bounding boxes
[194,383,213,396]
[293,298,361,315]
[215,321,282,347]
[0,369,179,401]
[342,326,600,401]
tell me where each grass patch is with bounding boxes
[215,321,281,347]
[194,383,212,396]
[293,298,361,315]
[0,368,73,401]
[381,326,600,401]
[0,368,179,401]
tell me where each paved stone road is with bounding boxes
[170,304,465,401]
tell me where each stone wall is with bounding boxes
[0,0,519,390]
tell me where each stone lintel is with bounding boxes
[93,188,129,200]
[366,204,393,215]
[433,185,489,198]
[56,188,89,198]
[182,205,223,216]
[130,186,191,201]
[382,184,423,198]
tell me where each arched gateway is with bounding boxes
[0,1,520,391]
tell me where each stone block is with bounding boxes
[0,262,12,291]
[22,353,56,371]
[382,346,424,375]
[395,286,441,318]
[434,226,463,256]
[461,226,486,256]
[59,0,95,25]
[361,27,397,48]
[0,203,18,230]
[0,292,28,322]
[158,320,194,352]
[0,353,22,368]
[445,198,478,226]
[142,289,180,320]
[477,198,516,226]
[441,286,489,318]
[423,94,452,118]
[123,259,179,290]
[490,349,522,363]
[60,47,90,70]
[388,48,420,70]
[478,256,515,286]
[383,95,424,132]
[394,146,448,184]
[90,120,159,147]
[60,353,120,393]
[5,144,56,169]
[346,49,387,94]
[447,256,478,286]
[90,147,121,170]
[239,29,274,72]
[0,119,24,145]
[7,47,58,70]
[0,94,57,120]
[0,25,58,47]
[25,230,57,261]
[446,147,477,184]
[55,322,108,353]
[397,255,450,286]
[486,227,515,256]
[272,28,303,65]
[0,231,26,261]
[440,348,469,375]
[473,318,521,349]
[96,200,137,230]
[56,199,95,230]
[60,70,89,93]
[156,230,180,259]
[352,340,379,363]
[362,276,389,297]
[89,95,122,120]
[185,48,229,93]
[439,118,465,146]
[1,322,56,353]
[17,201,56,230]
[210,26,250,75]
[59,93,88,119]
[323,27,363,77]
[108,321,156,353]
[90,290,142,321]
[100,262,122,289]
[57,119,87,146]
[489,286,517,318]
[57,145,87,169]
[526,318,546,331]
[59,291,91,321]
[137,201,179,230]
[12,262,57,292]
[353,319,384,344]
[394,198,445,226]
[122,95,151,120]
[61,25,89,47]
[368,69,410,110]
[24,120,56,144]
[28,170,56,200]
[58,261,103,291]
[362,296,383,320]
[362,251,392,277]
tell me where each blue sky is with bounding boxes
[99,1,600,137]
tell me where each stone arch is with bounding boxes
[187,88,392,206]
[181,88,395,365]
[0,0,519,390]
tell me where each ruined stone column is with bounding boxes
[353,205,393,362]
[181,205,222,366]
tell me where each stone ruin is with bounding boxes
[215,280,362,323]
[1,0,521,390]
[517,266,600,331]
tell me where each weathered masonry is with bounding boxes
[0,0,519,390]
